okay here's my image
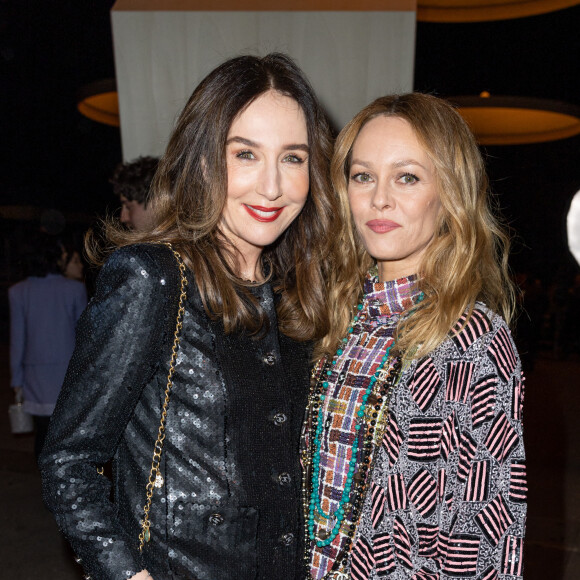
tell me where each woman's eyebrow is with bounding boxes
[350,158,372,169]
[226,136,259,147]
[392,158,428,170]
[350,158,429,172]
[285,143,310,152]
[226,136,309,152]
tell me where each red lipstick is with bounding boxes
[244,204,284,223]
[366,219,401,233]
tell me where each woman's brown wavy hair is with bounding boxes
[89,53,337,341]
[319,92,515,359]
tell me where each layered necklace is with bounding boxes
[302,282,423,579]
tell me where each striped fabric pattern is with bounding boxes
[373,533,395,576]
[371,480,386,528]
[408,417,442,462]
[445,491,454,512]
[350,535,375,580]
[477,566,499,580]
[412,566,440,580]
[511,373,525,421]
[446,361,474,403]
[451,309,491,353]
[440,411,460,461]
[383,411,403,467]
[470,375,497,429]
[464,460,490,502]
[437,468,447,504]
[475,494,514,546]
[385,473,408,513]
[393,516,414,570]
[484,410,519,464]
[509,460,527,503]
[417,522,439,558]
[457,431,478,482]
[436,529,450,569]
[409,358,441,411]
[440,534,481,577]
[408,468,438,518]
[501,535,524,576]
[487,326,517,382]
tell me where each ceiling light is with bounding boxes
[449,93,580,145]
[77,79,119,127]
[418,0,579,23]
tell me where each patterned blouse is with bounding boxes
[305,273,526,580]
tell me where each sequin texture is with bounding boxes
[40,244,310,580]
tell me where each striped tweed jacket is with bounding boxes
[305,273,526,580]
[350,305,526,580]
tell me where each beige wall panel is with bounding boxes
[111,11,415,160]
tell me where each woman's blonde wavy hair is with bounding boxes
[317,93,515,359]
[88,53,337,342]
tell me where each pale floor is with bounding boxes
[0,345,578,579]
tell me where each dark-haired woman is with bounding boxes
[40,53,336,580]
[302,93,526,579]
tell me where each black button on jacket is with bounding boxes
[40,244,310,580]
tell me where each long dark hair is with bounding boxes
[92,53,337,340]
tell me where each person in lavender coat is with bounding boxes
[9,235,87,458]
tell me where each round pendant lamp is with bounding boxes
[77,79,120,127]
[417,0,579,22]
[448,93,580,145]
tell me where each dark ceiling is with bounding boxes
[414,5,580,277]
[1,1,579,278]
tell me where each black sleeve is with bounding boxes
[39,244,180,580]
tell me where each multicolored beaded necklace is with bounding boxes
[302,287,423,579]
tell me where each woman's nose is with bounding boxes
[371,181,393,210]
[256,162,282,200]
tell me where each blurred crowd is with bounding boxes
[514,270,580,372]
[3,156,160,453]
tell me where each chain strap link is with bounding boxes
[138,243,188,552]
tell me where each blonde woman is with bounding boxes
[302,93,526,579]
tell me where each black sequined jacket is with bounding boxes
[40,244,311,580]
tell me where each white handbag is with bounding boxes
[8,390,34,434]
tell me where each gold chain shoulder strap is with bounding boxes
[138,243,188,551]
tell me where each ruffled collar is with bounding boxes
[362,269,421,320]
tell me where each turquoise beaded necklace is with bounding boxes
[307,291,424,549]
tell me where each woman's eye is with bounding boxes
[283,153,305,164]
[236,150,255,160]
[351,172,372,183]
[399,172,419,184]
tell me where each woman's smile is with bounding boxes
[243,204,285,222]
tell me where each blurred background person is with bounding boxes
[111,155,159,231]
[8,234,87,460]
[60,243,85,282]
